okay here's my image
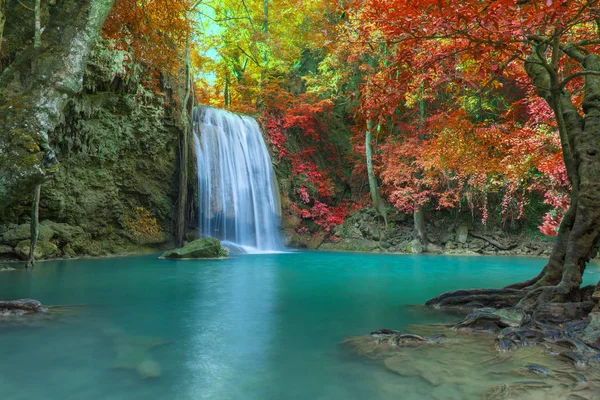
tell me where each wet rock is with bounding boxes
[319,238,383,252]
[0,264,16,271]
[492,308,528,327]
[456,225,469,244]
[160,238,227,259]
[407,239,423,254]
[521,364,550,376]
[0,299,47,315]
[426,242,443,254]
[456,311,502,330]
[581,312,600,349]
[534,302,596,323]
[14,240,60,260]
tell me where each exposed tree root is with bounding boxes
[469,231,518,250]
[425,288,525,309]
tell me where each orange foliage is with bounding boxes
[102,0,192,76]
[123,207,162,240]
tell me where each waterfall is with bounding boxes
[193,106,284,253]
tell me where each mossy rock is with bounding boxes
[40,220,84,241]
[15,240,60,260]
[2,224,54,245]
[160,238,227,259]
[0,244,15,255]
[62,244,77,258]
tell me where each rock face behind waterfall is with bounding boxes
[0,39,179,261]
[193,106,284,252]
[160,238,227,259]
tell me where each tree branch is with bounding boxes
[558,70,600,92]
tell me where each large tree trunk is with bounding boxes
[366,119,388,225]
[0,0,115,210]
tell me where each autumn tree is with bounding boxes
[344,0,600,311]
[194,0,331,111]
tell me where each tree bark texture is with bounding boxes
[176,39,192,247]
[0,0,115,210]
[366,119,388,225]
[414,207,427,242]
[0,0,6,52]
[34,0,41,48]
[26,184,41,268]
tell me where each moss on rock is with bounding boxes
[15,240,60,260]
[0,38,180,260]
[160,238,227,259]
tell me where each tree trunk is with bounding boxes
[0,0,115,210]
[26,184,41,269]
[176,39,192,247]
[414,207,427,242]
[366,119,387,225]
[427,46,600,312]
[414,93,427,242]
[34,0,41,47]
[0,0,6,52]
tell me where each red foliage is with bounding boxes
[331,0,583,232]
[260,89,348,232]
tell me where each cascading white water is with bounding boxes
[193,106,284,253]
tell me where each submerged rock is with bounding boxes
[0,299,47,316]
[345,324,600,399]
[160,238,227,259]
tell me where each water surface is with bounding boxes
[0,252,598,399]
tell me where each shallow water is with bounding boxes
[0,252,598,399]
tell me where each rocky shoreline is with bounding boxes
[311,208,560,258]
[0,208,582,263]
[0,219,171,263]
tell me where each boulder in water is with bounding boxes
[160,238,227,259]
[0,299,47,316]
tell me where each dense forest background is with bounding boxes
[0,0,592,261]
